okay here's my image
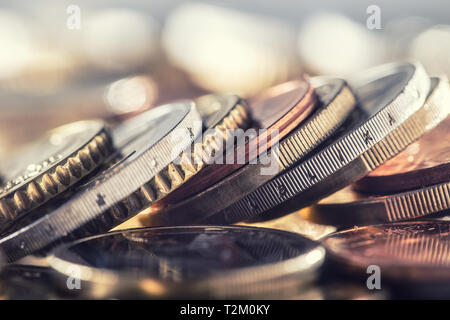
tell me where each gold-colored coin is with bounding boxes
[0,121,112,226]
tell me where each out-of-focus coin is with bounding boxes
[0,74,158,158]
[409,24,450,77]
[297,13,386,76]
[48,226,325,299]
[163,3,299,96]
[149,78,354,226]
[0,102,202,262]
[0,121,112,226]
[157,79,316,207]
[355,79,450,194]
[323,221,450,284]
[202,62,430,225]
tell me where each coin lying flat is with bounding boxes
[323,221,450,283]
[147,78,355,226]
[355,91,450,194]
[203,62,430,225]
[161,79,317,205]
[48,225,325,299]
[0,102,202,262]
[0,121,112,226]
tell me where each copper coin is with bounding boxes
[355,113,450,195]
[323,220,450,283]
[161,78,317,203]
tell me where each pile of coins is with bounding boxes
[0,61,449,299]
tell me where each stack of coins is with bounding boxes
[0,61,449,299]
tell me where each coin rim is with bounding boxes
[205,62,431,224]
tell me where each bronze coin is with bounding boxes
[323,221,450,283]
[355,114,450,195]
[161,78,317,203]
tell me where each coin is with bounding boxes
[0,101,202,262]
[48,226,325,299]
[355,83,450,194]
[323,221,450,284]
[201,62,430,225]
[147,78,355,226]
[305,77,450,226]
[0,121,112,226]
[154,79,316,208]
[305,180,450,226]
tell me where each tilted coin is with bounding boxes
[0,121,112,226]
[305,77,450,226]
[203,62,430,225]
[355,79,450,194]
[323,221,450,284]
[160,79,317,208]
[48,226,325,299]
[0,101,202,262]
[148,78,355,226]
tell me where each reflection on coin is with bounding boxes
[203,62,430,225]
[48,226,325,299]
[356,84,450,195]
[0,102,202,262]
[323,221,450,284]
[0,121,112,226]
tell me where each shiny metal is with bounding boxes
[148,78,355,226]
[0,120,112,226]
[0,102,201,262]
[356,79,450,194]
[157,79,316,205]
[203,62,430,224]
[48,225,325,299]
[323,221,450,284]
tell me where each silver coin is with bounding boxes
[203,62,430,224]
[48,225,325,299]
[0,101,202,262]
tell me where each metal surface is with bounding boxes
[48,225,325,299]
[0,120,112,226]
[323,221,450,283]
[203,62,430,224]
[148,78,355,226]
[0,102,202,262]
[160,79,317,204]
[356,113,450,194]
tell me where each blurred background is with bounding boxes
[0,0,448,157]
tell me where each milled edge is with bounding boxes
[276,85,356,169]
[221,62,431,221]
[0,128,112,224]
